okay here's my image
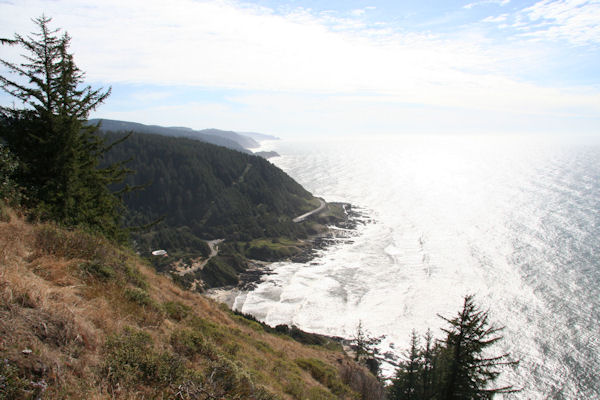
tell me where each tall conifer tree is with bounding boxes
[389,330,423,400]
[0,16,128,240]
[439,295,518,399]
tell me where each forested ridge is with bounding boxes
[89,118,257,153]
[101,131,318,254]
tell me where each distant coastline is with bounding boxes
[255,150,280,159]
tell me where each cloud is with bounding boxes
[519,0,600,45]
[482,13,509,23]
[0,0,598,136]
[2,0,496,96]
[464,0,510,9]
[350,9,366,17]
[350,6,376,17]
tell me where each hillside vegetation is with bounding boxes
[103,131,317,244]
[99,131,335,290]
[0,211,382,399]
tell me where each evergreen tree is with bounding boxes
[389,330,423,400]
[352,320,385,378]
[438,295,518,400]
[389,297,518,400]
[0,16,128,240]
[0,144,21,205]
[420,329,436,400]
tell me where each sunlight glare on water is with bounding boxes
[238,134,600,399]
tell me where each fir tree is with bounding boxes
[420,329,436,400]
[0,16,129,240]
[389,297,518,399]
[389,330,423,400]
[352,320,385,378]
[438,295,518,400]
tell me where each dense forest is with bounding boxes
[101,131,319,254]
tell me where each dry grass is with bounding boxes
[0,213,381,399]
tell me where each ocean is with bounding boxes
[234,135,599,399]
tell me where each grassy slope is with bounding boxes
[0,211,381,399]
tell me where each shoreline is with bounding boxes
[205,202,368,309]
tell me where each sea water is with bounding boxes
[234,135,600,399]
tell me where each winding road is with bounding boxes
[293,198,327,223]
[174,239,224,276]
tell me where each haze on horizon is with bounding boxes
[1,0,599,140]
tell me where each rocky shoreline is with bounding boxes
[205,201,369,307]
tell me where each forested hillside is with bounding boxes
[101,131,319,255]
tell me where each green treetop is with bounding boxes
[389,295,519,400]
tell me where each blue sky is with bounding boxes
[1,0,599,139]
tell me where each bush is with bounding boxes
[163,301,191,321]
[232,314,264,332]
[79,260,115,280]
[103,327,185,387]
[34,224,149,286]
[200,257,239,287]
[124,287,154,307]
[295,358,348,396]
[0,144,21,207]
[35,225,105,259]
[208,358,255,397]
[170,329,217,360]
[306,386,337,400]
[0,359,29,399]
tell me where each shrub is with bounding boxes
[79,260,115,281]
[284,377,305,399]
[200,257,239,287]
[295,358,348,396]
[170,329,217,360]
[307,386,337,400]
[208,358,255,397]
[0,359,29,399]
[35,225,108,260]
[103,327,185,387]
[124,287,153,307]
[163,301,191,321]
[188,316,225,343]
[0,144,21,208]
[233,314,264,332]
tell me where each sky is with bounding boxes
[0,0,599,139]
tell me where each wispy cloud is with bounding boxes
[464,0,510,10]
[350,6,376,17]
[0,0,598,136]
[519,0,600,45]
[482,13,509,23]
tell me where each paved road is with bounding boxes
[293,198,326,223]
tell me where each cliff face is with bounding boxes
[0,210,381,399]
